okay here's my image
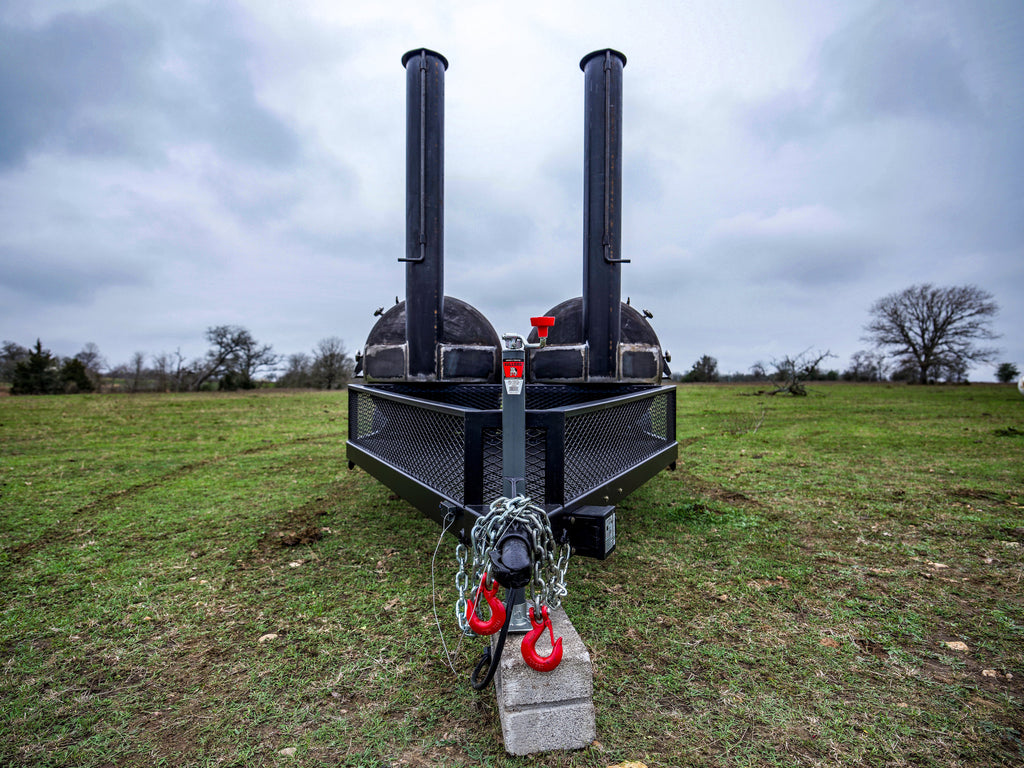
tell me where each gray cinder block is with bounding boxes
[491,605,596,755]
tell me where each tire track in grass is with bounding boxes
[5,434,333,564]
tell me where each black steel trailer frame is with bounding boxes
[346,382,677,557]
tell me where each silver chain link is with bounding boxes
[453,541,471,634]
[453,495,571,635]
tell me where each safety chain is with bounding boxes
[454,495,571,636]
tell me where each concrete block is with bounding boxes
[494,697,596,756]
[491,605,596,756]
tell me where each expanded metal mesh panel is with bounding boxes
[351,389,467,503]
[351,383,674,510]
[563,390,674,502]
[648,389,671,438]
[481,427,547,502]
[371,383,500,410]
[525,384,652,410]
[352,388,377,439]
[366,382,651,411]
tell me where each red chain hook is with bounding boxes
[465,572,506,636]
[521,604,563,672]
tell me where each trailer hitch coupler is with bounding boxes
[489,532,533,589]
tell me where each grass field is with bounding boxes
[1,383,1022,767]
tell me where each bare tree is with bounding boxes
[130,351,146,393]
[152,352,173,392]
[278,352,313,388]
[311,337,354,390]
[233,332,279,389]
[75,342,106,391]
[170,348,189,392]
[863,284,1000,384]
[765,348,835,396]
[191,325,277,390]
[1,341,30,384]
[843,349,888,382]
[191,326,240,390]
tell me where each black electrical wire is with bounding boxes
[469,586,523,691]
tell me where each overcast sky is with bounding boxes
[2,0,1021,380]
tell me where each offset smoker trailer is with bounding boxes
[344,48,678,723]
[345,48,677,564]
[346,381,677,558]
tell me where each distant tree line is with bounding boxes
[1,326,354,395]
[672,284,1012,390]
[4,284,1014,395]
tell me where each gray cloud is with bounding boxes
[750,2,980,143]
[819,5,977,122]
[0,2,298,168]
[702,205,878,289]
[1,247,148,303]
[0,5,159,165]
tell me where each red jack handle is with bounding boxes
[530,316,555,340]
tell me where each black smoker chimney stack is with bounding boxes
[359,50,500,384]
[401,48,448,377]
[580,49,627,380]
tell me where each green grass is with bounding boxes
[1,384,1022,767]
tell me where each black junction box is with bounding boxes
[565,505,616,560]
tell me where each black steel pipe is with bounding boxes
[401,49,448,377]
[580,49,628,379]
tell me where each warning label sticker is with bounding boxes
[503,358,525,395]
[503,360,524,379]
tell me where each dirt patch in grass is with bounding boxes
[670,468,763,509]
[264,503,326,548]
[247,492,345,566]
